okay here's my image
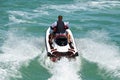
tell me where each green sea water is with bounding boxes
[0,0,120,80]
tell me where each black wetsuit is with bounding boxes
[55,21,66,33]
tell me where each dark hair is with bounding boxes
[58,15,63,18]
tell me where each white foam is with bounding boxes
[39,50,82,80]
[0,31,42,80]
[39,0,120,13]
[33,9,49,15]
[87,1,120,9]
[47,58,81,80]
[8,10,49,19]
[7,10,49,26]
[9,15,27,23]
[8,11,37,19]
[76,30,120,77]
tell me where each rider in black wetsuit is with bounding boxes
[51,15,68,34]
[49,15,73,49]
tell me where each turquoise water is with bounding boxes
[0,0,120,80]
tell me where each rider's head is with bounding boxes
[58,15,63,21]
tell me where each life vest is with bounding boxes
[53,21,68,33]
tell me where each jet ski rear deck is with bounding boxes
[45,27,78,62]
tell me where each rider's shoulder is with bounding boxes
[51,21,57,27]
[64,22,69,26]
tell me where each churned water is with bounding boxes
[0,0,120,80]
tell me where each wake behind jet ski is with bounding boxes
[45,15,78,62]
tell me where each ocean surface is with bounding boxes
[0,0,120,80]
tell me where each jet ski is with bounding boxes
[45,27,78,62]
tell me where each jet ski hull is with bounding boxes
[45,27,78,62]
